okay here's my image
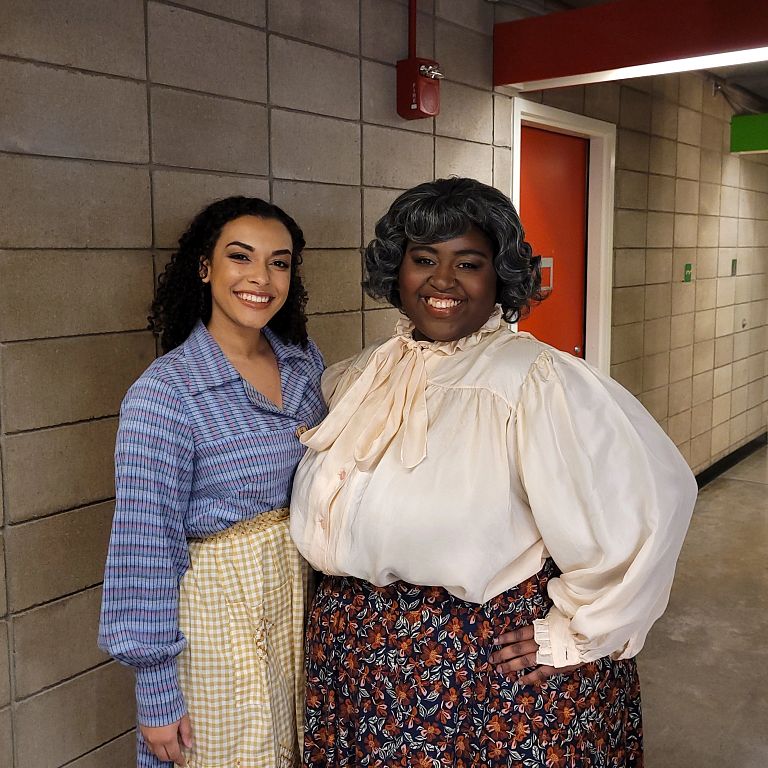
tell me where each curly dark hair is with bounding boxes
[363,177,543,323]
[150,196,309,353]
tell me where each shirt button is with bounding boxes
[295,423,308,438]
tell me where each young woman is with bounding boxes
[290,178,698,766]
[99,197,326,768]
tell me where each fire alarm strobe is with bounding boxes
[396,0,444,120]
[396,57,444,119]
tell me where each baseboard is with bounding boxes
[695,432,768,489]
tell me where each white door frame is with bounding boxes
[511,98,616,375]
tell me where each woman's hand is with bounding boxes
[490,625,582,685]
[140,714,193,766]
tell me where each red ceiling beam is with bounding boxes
[494,0,768,89]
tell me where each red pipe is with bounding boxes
[408,0,417,59]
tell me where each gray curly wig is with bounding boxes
[363,177,543,323]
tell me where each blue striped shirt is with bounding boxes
[98,321,326,731]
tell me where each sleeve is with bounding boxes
[98,376,194,726]
[514,350,698,668]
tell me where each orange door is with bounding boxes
[517,126,589,358]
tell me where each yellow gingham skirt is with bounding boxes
[177,508,308,768]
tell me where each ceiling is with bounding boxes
[489,0,768,110]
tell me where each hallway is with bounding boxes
[639,445,768,767]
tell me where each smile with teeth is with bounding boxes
[425,296,462,309]
[235,291,272,305]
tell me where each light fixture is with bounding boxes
[494,0,768,91]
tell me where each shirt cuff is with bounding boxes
[135,658,186,727]
[533,606,582,668]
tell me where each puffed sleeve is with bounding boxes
[515,350,698,668]
[98,376,194,726]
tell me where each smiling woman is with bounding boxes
[99,197,326,768]
[291,177,697,767]
[398,227,498,342]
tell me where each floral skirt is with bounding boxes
[304,560,642,767]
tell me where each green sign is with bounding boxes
[683,263,692,283]
[731,113,768,154]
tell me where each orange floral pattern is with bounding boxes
[304,560,643,767]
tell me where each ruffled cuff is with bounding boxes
[135,658,186,727]
[533,606,582,668]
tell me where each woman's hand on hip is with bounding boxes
[140,714,193,766]
[490,625,582,685]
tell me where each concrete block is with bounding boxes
[0,623,8,706]
[0,0,145,78]
[149,2,266,101]
[172,0,264,25]
[151,87,268,174]
[435,137,493,185]
[435,0,493,33]
[307,312,362,364]
[14,662,135,768]
[493,94,512,147]
[435,19,491,89]
[5,502,114,612]
[0,59,148,162]
[0,333,155,432]
[364,126,434,188]
[269,0,359,53]
[0,251,154,341]
[273,181,361,248]
[66,731,136,768]
[152,170,269,248]
[0,708,11,768]
[271,36,358,119]
[271,110,360,184]
[361,0,433,63]
[364,308,402,345]
[0,155,151,248]
[13,586,108,698]
[2,418,119,523]
[436,81,493,144]
[302,250,362,314]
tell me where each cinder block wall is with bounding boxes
[0,1,507,765]
[1,1,767,766]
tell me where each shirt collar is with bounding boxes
[183,320,310,394]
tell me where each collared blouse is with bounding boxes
[290,308,697,669]
[99,321,325,726]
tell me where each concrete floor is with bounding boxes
[638,446,768,767]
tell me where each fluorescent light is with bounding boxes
[511,46,768,92]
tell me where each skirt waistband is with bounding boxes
[191,507,290,543]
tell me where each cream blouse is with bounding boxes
[290,308,698,668]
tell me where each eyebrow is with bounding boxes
[408,244,491,259]
[226,241,293,257]
[226,240,254,251]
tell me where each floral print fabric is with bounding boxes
[304,561,642,767]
